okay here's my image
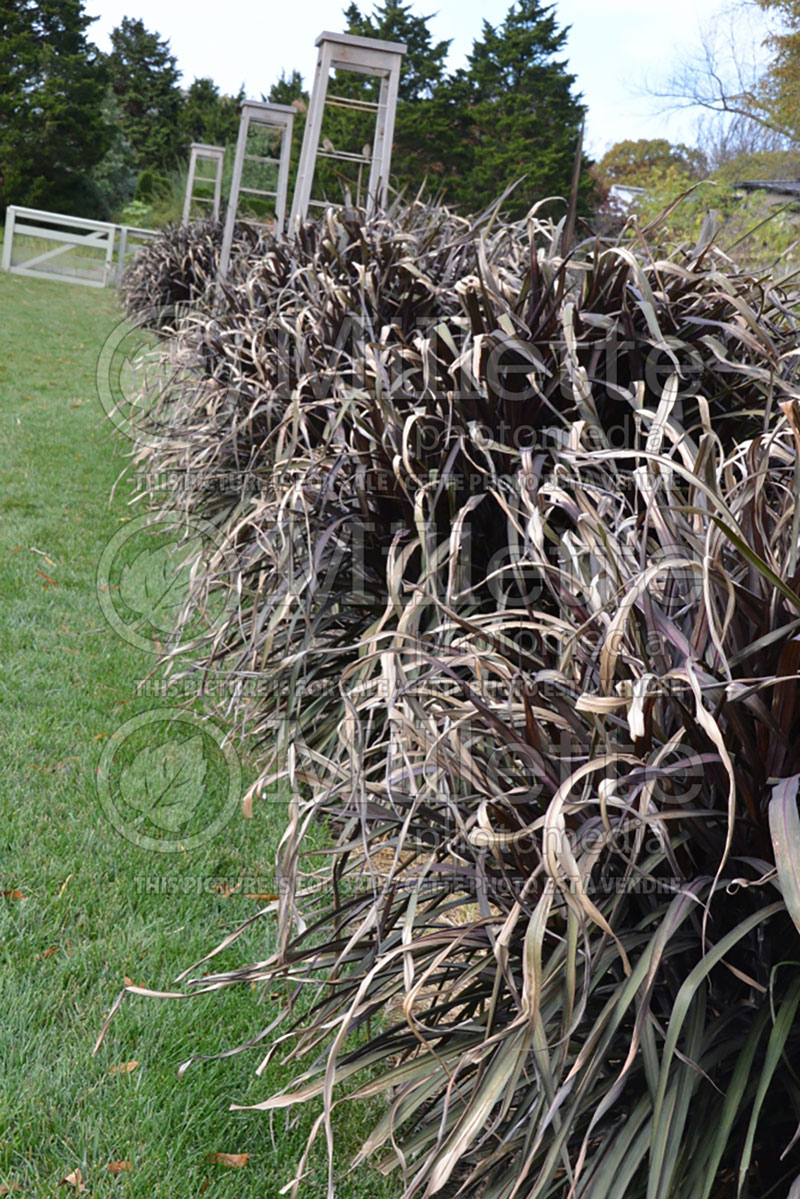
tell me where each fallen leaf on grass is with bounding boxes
[2,890,28,901]
[0,1183,22,1193]
[245,893,279,902]
[106,1161,132,1174]
[108,1061,139,1075]
[38,945,58,960]
[37,569,57,586]
[208,1153,249,1168]
[214,881,240,898]
[61,1168,86,1191]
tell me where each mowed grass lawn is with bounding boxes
[0,273,394,1198]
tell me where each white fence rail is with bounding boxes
[2,206,158,288]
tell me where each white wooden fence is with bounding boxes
[112,223,160,286]
[1,206,158,288]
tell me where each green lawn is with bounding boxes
[0,272,395,1198]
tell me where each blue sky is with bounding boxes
[83,0,760,156]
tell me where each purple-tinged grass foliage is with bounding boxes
[121,198,800,1198]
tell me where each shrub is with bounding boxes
[119,198,154,228]
[630,170,800,271]
[135,168,171,203]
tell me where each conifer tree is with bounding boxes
[0,0,111,215]
[106,18,183,172]
[450,0,590,218]
[343,0,453,200]
[179,78,245,149]
[343,0,450,102]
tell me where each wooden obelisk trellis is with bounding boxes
[182,143,225,224]
[289,31,406,226]
[218,101,295,279]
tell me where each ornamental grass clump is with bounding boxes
[134,201,797,758]
[119,216,268,328]
[122,200,800,1197]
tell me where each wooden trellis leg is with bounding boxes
[368,69,401,209]
[289,31,406,226]
[291,41,335,226]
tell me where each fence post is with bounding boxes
[115,226,129,287]
[103,225,115,287]
[2,206,15,272]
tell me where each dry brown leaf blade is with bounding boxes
[108,1061,139,1075]
[61,1169,86,1191]
[208,1152,249,1168]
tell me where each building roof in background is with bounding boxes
[735,180,800,197]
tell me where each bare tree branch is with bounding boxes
[647,1,795,161]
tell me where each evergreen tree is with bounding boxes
[269,69,307,109]
[90,89,137,216]
[0,0,111,215]
[450,0,590,218]
[179,78,244,148]
[343,0,450,102]
[106,17,184,173]
[343,0,453,200]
